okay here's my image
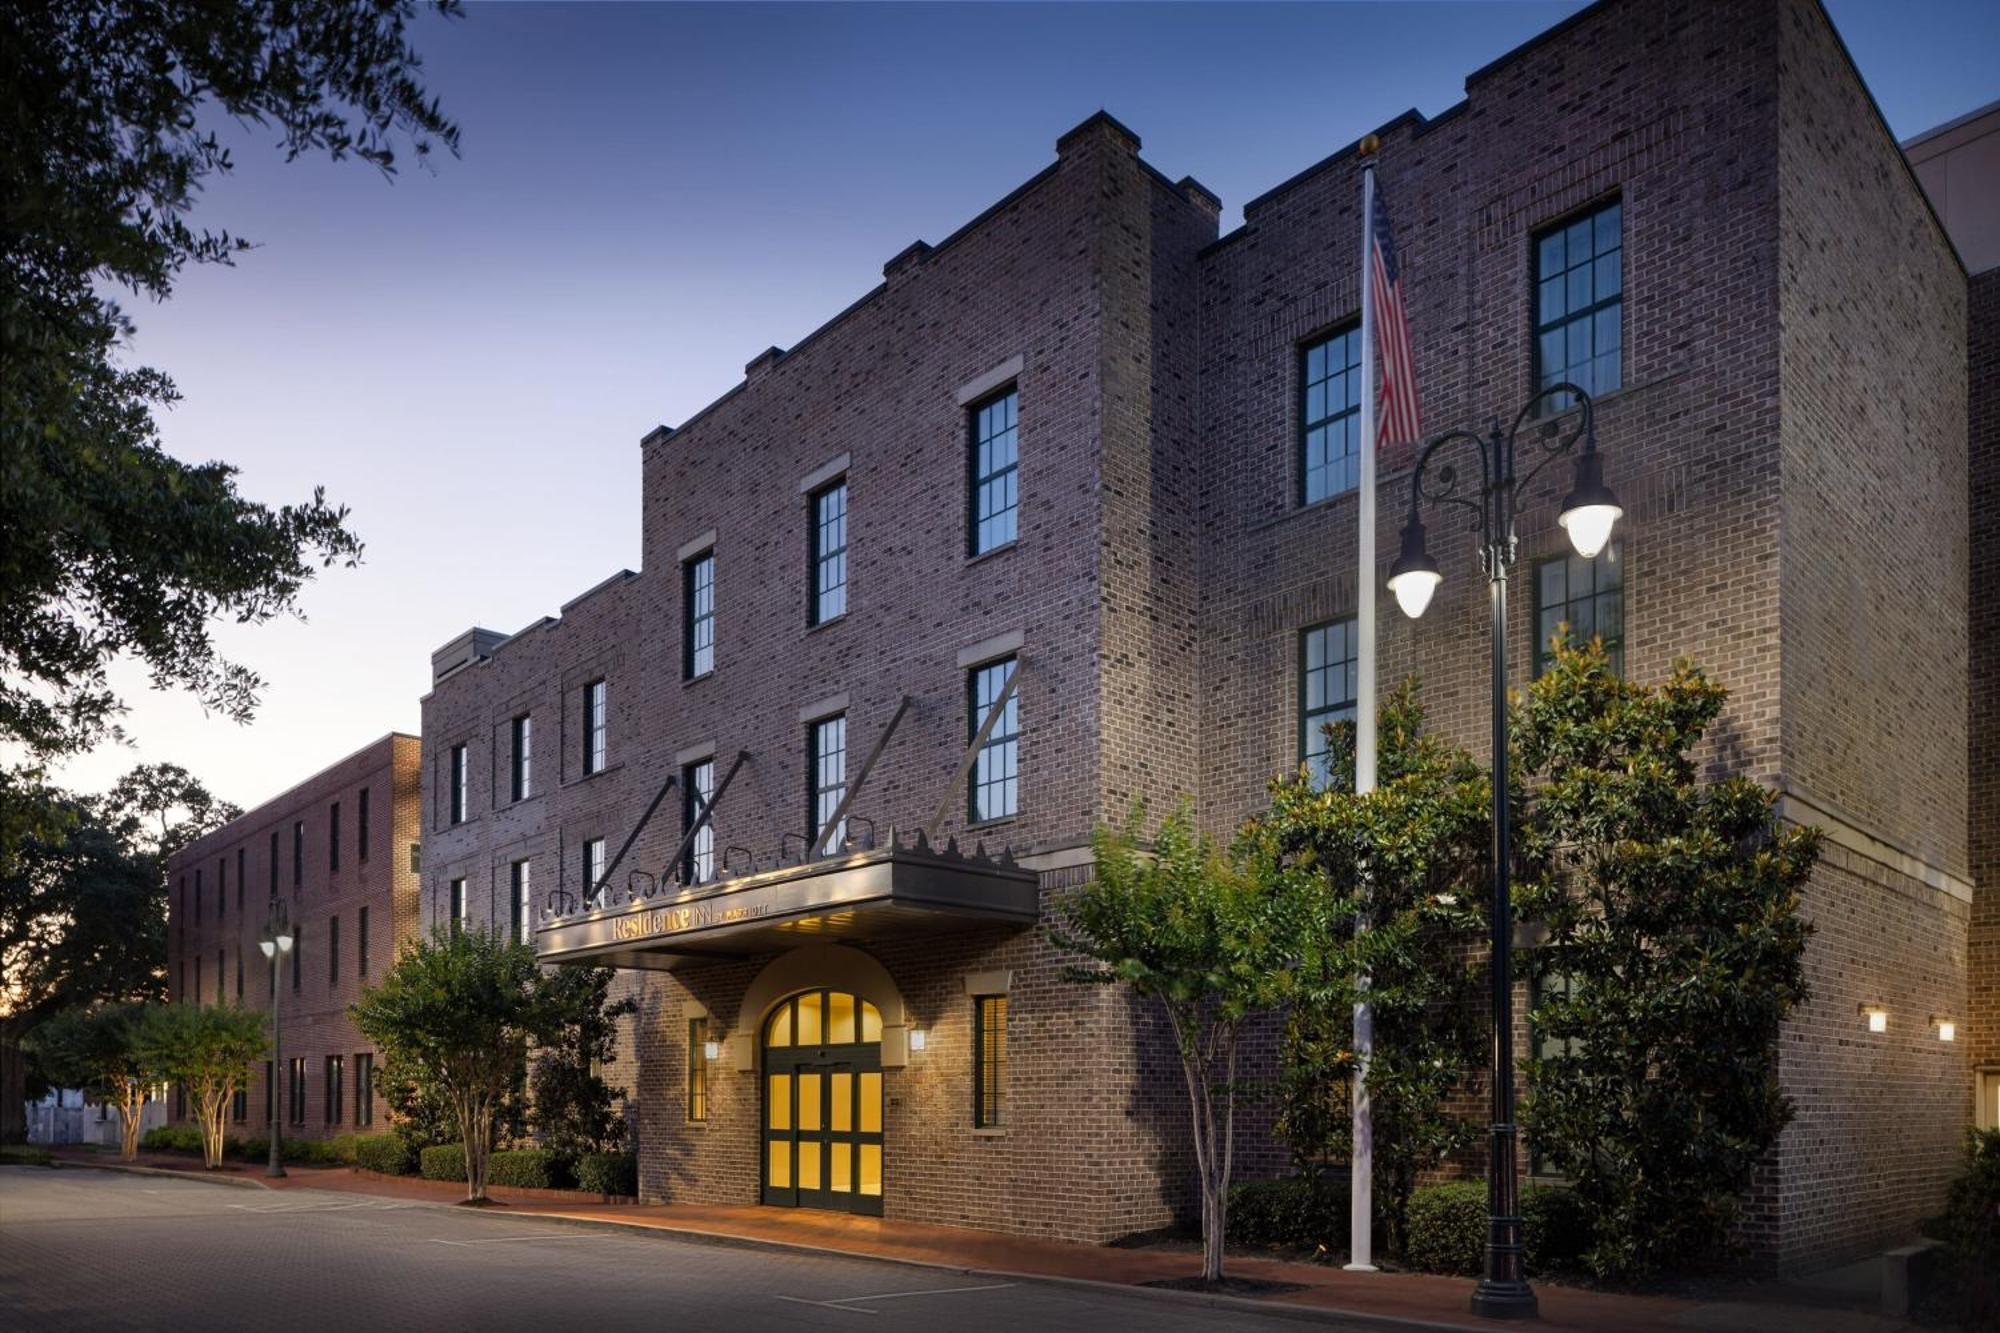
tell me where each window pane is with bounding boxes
[797,991,823,1046]
[970,390,1020,555]
[858,1074,882,1134]
[767,1140,791,1189]
[1300,327,1361,505]
[767,1075,791,1130]
[828,991,855,1045]
[858,1144,882,1196]
[1300,619,1360,788]
[766,1001,792,1047]
[859,1001,882,1043]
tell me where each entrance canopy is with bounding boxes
[535,831,1037,971]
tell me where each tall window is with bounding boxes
[968,657,1020,823]
[355,1053,374,1127]
[969,388,1019,555]
[1300,618,1359,788]
[1534,546,1624,676]
[687,1017,709,1123]
[449,744,468,824]
[582,839,606,907]
[582,680,608,776]
[216,950,224,1004]
[510,860,533,946]
[288,1058,306,1126]
[809,715,847,852]
[194,955,202,1004]
[292,920,302,992]
[682,758,716,885]
[235,948,243,1002]
[449,879,466,936]
[358,905,370,978]
[974,995,1007,1129]
[1301,326,1362,504]
[231,1085,247,1124]
[236,847,244,910]
[511,714,533,801]
[357,787,370,861]
[683,553,716,678]
[194,869,202,924]
[292,821,304,887]
[217,858,225,921]
[1533,199,1622,404]
[329,801,341,873]
[328,915,340,985]
[269,830,278,896]
[810,479,848,624]
[324,1055,344,1126]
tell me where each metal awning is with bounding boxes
[535,831,1038,971]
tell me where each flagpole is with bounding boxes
[1346,133,1381,1275]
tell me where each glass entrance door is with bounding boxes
[762,990,883,1216]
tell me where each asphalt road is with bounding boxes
[0,1166,1344,1332]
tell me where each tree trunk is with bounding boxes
[118,1079,142,1160]
[461,1097,493,1201]
[0,1021,28,1145]
[198,1084,226,1168]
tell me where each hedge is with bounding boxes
[488,1149,563,1190]
[1,1144,54,1166]
[1226,1174,1350,1252]
[140,1125,203,1153]
[419,1143,468,1182]
[1402,1181,1591,1276]
[575,1151,637,1198]
[355,1134,414,1176]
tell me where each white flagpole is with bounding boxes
[1346,135,1381,1275]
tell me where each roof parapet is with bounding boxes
[744,346,785,380]
[1056,109,1140,159]
[883,239,932,280]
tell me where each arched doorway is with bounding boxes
[762,989,884,1215]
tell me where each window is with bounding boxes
[511,714,533,802]
[810,479,848,624]
[292,821,304,887]
[324,1055,344,1126]
[581,840,606,908]
[288,1058,306,1126]
[1533,199,1622,404]
[1300,618,1359,789]
[974,995,1008,1129]
[292,920,302,992]
[968,657,1020,823]
[1528,969,1579,1176]
[236,848,244,910]
[409,843,421,874]
[682,758,716,885]
[449,744,467,824]
[231,1086,247,1124]
[1301,326,1362,504]
[683,553,716,678]
[216,950,224,1004]
[269,830,278,896]
[687,1017,709,1123]
[194,955,202,1004]
[809,715,847,852]
[356,1054,374,1127]
[358,905,369,978]
[195,869,202,924]
[449,879,466,936]
[358,787,370,861]
[510,860,533,946]
[235,948,243,1002]
[217,858,225,921]
[583,680,608,776]
[969,388,1019,554]
[328,915,340,985]
[1534,546,1623,677]
[329,802,341,873]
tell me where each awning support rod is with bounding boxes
[810,696,911,859]
[585,772,678,910]
[664,749,749,885]
[925,665,1018,843]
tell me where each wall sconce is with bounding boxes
[1932,1015,1956,1043]
[908,1029,927,1052]
[703,1039,723,1062]
[1859,1004,1888,1033]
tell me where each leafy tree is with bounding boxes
[103,765,242,862]
[1256,680,1492,1257]
[25,1003,155,1160]
[1055,805,1301,1285]
[530,966,637,1163]
[1513,639,1816,1279]
[134,1002,267,1168]
[352,928,549,1202]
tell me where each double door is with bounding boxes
[763,1046,883,1215]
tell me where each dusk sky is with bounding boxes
[68,0,1999,811]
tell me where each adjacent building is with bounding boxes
[164,734,421,1138]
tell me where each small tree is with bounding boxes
[530,966,636,1163]
[26,1003,155,1160]
[1257,680,1491,1256]
[1514,640,1817,1279]
[134,1004,266,1168]
[1054,805,1300,1285]
[352,928,545,1202]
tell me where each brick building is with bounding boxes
[165,734,421,1139]
[389,0,1976,1274]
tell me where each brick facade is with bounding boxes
[165,734,420,1139]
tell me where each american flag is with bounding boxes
[1369,182,1422,449]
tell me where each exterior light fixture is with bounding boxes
[1386,516,1442,620]
[703,1039,723,1062]
[257,900,295,1178]
[1859,1004,1888,1033]
[1556,440,1623,559]
[908,1029,927,1052]
[1932,1015,1956,1043]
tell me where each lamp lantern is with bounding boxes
[1386,514,1443,620]
[1556,439,1623,559]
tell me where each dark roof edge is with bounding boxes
[1463,0,1616,85]
[1239,107,1431,219]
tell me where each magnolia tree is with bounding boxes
[26,1003,154,1160]
[134,1004,267,1168]
[1514,640,1817,1278]
[1055,805,1300,1285]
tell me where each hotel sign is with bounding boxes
[612,898,774,941]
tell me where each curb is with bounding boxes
[460,1205,1482,1333]
[49,1158,273,1190]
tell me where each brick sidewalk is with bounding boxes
[48,1152,1908,1332]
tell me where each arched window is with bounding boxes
[764,990,882,1048]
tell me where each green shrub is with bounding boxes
[140,1124,203,1154]
[488,1149,563,1190]
[233,1136,270,1163]
[1226,1175,1349,1253]
[1,1144,54,1166]
[1402,1181,1590,1276]
[419,1143,466,1182]
[1922,1128,2000,1328]
[355,1134,413,1176]
[575,1151,637,1197]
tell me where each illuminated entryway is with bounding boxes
[762,989,884,1215]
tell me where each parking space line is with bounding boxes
[425,1233,604,1247]
[775,1281,1016,1315]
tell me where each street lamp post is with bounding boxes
[1385,383,1620,1322]
[257,900,295,1179]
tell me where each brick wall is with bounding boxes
[1968,269,1998,1091]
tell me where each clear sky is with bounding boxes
[61,0,1999,811]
